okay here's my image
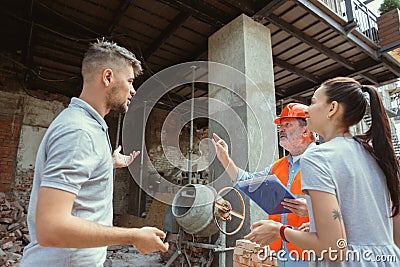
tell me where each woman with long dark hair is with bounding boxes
[245,77,400,266]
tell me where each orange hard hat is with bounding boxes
[274,103,308,124]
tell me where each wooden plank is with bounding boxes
[134,0,179,20]
[380,31,400,47]
[274,57,319,83]
[272,39,305,56]
[276,43,311,61]
[265,13,356,70]
[287,49,320,64]
[144,12,191,60]
[107,0,133,34]
[119,193,173,229]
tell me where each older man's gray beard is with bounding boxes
[279,136,308,156]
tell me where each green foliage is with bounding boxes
[379,0,400,15]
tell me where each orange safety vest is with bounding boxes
[268,156,309,260]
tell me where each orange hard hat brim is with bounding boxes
[274,116,306,124]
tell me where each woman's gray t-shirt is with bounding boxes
[301,137,400,266]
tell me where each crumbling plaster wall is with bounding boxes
[0,88,66,207]
[0,84,207,221]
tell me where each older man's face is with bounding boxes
[278,118,306,154]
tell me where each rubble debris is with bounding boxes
[0,192,29,266]
[160,234,213,267]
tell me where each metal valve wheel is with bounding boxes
[213,187,245,235]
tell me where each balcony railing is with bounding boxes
[318,0,379,44]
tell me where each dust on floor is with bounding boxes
[105,246,164,267]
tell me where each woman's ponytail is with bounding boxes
[358,85,400,216]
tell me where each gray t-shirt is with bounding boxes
[21,98,114,267]
[301,137,400,266]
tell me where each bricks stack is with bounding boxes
[0,192,30,266]
[233,239,277,267]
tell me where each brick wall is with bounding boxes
[146,108,207,175]
[0,114,22,192]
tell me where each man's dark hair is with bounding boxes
[82,38,142,81]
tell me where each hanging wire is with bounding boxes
[2,10,113,42]
[1,53,78,83]
[11,62,65,102]
[35,1,101,36]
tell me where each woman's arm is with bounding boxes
[285,190,347,258]
[393,214,400,248]
[245,190,347,261]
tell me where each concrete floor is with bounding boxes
[105,246,164,267]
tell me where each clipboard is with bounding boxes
[237,175,296,215]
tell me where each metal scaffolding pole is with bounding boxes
[188,66,196,184]
[138,101,147,217]
[113,113,122,182]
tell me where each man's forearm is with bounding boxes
[222,158,239,182]
[36,187,139,248]
[37,215,136,248]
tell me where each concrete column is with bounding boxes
[208,14,277,266]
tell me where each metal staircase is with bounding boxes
[390,122,400,159]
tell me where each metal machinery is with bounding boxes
[161,67,245,267]
[164,184,245,267]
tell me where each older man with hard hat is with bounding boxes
[213,103,315,267]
